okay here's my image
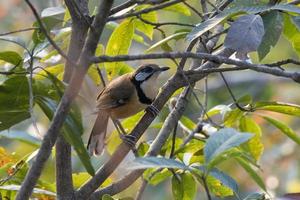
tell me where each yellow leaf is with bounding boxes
[239,116,264,160]
[105,20,135,80]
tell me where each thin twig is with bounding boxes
[108,0,182,21]
[0,27,38,36]
[136,15,195,27]
[202,176,212,200]
[183,1,204,19]
[266,58,300,67]
[219,72,254,112]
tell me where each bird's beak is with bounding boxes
[158,66,170,72]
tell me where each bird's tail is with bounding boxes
[87,111,109,156]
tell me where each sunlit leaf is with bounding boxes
[283,14,300,56]
[164,3,191,16]
[133,5,157,40]
[105,20,135,79]
[172,173,196,200]
[146,32,188,52]
[255,101,300,117]
[239,116,264,160]
[0,51,22,66]
[223,108,243,127]
[143,168,172,186]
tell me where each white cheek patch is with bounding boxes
[135,72,150,81]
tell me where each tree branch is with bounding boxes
[92,52,300,83]
[0,27,38,36]
[108,0,182,21]
[55,1,89,199]
[15,1,114,199]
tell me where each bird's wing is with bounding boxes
[96,74,135,110]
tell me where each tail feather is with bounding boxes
[87,111,109,156]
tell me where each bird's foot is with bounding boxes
[119,133,138,155]
[146,104,160,117]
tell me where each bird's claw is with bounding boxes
[146,104,160,116]
[119,134,138,155]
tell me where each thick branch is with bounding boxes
[55,1,89,199]
[15,1,114,199]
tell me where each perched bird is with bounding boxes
[87,64,169,156]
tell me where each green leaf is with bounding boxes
[194,166,238,194]
[0,131,40,147]
[106,21,148,45]
[223,108,243,127]
[137,142,150,157]
[239,116,264,160]
[206,175,234,197]
[133,5,157,40]
[102,194,115,200]
[143,168,172,186]
[204,128,253,163]
[255,101,300,117]
[146,32,188,52]
[180,116,196,131]
[172,175,183,200]
[35,96,95,175]
[164,3,191,16]
[187,4,300,41]
[209,168,238,195]
[172,173,196,200]
[35,64,64,80]
[283,14,300,56]
[205,105,231,119]
[105,20,135,79]
[0,51,22,66]
[72,172,111,189]
[236,157,266,191]
[128,157,189,171]
[258,11,283,60]
[0,76,30,131]
[263,116,300,145]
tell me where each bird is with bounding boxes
[87,64,169,156]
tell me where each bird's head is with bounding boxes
[133,64,169,82]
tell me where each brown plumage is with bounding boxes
[87,64,169,156]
